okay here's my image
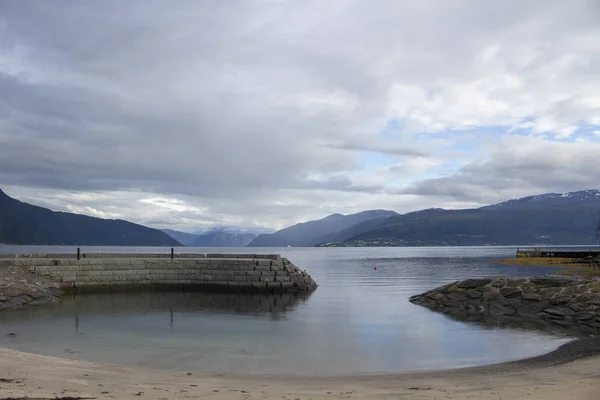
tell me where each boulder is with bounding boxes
[521,283,538,293]
[543,307,573,317]
[529,277,573,287]
[518,301,550,316]
[448,292,468,302]
[537,311,564,320]
[573,312,595,321]
[483,290,508,304]
[457,279,492,289]
[549,294,571,305]
[521,292,542,301]
[581,319,600,328]
[489,301,516,316]
[491,279,506,288]
[500,287,522,298]
[444,283,460,293]
[568,303,586,312]
[550,319,574,327]
[575,292,598,302]
[430,293,446,301]
[541,288,562,300]
[466,289,483,299]
[507,298,525,310]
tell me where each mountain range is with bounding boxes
[162,228,258,247]
[315,190,600,247]
[3,187,600,247]
[0,189,180,246]
[246,210,399,247]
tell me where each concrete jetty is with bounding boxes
[0,253,318,298]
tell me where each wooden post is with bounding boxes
[77,247,80,260]
[171,247,174,260]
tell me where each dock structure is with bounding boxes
[0,251,318,294]
[517,248,600,259]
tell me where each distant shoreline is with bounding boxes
[318,242,600,248]
[495,257,600,277]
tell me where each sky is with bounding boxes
[1,0,600,232]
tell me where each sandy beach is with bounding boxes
[1,339,599,400]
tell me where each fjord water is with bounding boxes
[0,246,576,374]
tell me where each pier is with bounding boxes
[516,248,600,259]
[0,252,318,294]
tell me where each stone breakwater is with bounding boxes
[409,277,600,334]
[0,253,317,309]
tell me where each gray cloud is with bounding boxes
[324,142,430,158]
[1,1,600,230]
[1,1,371,199]
[305,176,386,194]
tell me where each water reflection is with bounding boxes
[413,306,587,338]
[2,291,312,331]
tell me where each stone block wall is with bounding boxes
[1,254,317,294]
[0,252,281,260]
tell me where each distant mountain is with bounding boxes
[191,230,257,247]
[313,215,397,245]
[162,228,258,247]
[161,229,198,246]
[320,189,600,247]
[193,227,274,235]
[0,189,181,246]
[246,210,399,247]
[482,190,600,211]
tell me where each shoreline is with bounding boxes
[494,257,600,277]
[1,338,599,399]
[2,256,600,398]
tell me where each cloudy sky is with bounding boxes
[1,0,599,232]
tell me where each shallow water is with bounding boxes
[0,245,578,374]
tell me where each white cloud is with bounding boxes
[139,197,205,213]
[555,125,579,139]
[389,158,444,178]
[400,135,600,204]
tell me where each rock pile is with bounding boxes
[283,258,318,291]
[409,277,600,334]
[0,266,63,310]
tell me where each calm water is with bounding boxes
[0,245,579,375]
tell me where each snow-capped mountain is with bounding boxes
[482,189,600,210]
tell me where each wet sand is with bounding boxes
[1,339,599,400]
